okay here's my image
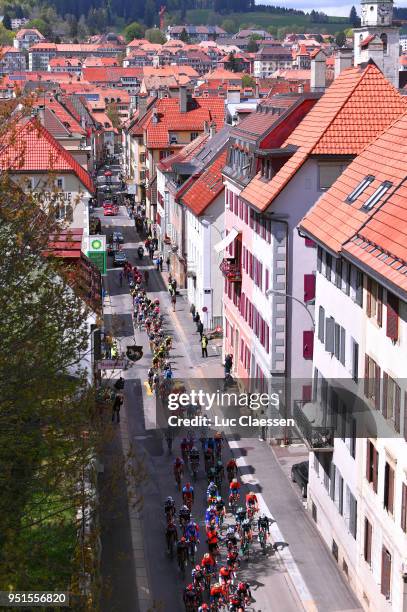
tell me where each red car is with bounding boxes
[103,204,119,216]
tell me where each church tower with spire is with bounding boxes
[354,0,400,87]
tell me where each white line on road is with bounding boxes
[230,440,316,612]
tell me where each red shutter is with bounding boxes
[265,269,269,291]
[304,274,316,302]
[366,440,371,481]
[381,547,391,600]
[373,447,378,493]
[386,292,399,341]
[265,324,269,353]
[302,385,312,401]
[401,483,407,533]
[366,277,372,317]
[303,330,314,360]
[305,237,316,248]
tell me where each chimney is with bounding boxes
[226,88,241,105]
[334,47,353,79]
[209,121,216,138]
[310,50,326,92]
[138,94,148,119]
[179,85,187,113]
[298,83,304,94]
[203,120,210,133]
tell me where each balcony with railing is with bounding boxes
[220,258,242,283]
[293,400,335,452]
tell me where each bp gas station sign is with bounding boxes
[87,235,107,275]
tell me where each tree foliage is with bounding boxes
[335,31,346,47]
[145,28,166,44]
[124,21,145,42]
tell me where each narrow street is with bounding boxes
[97,200,362,612]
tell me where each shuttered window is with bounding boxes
[384,461,394,515]
[318,306,325,342]
[364,518,372,566]
[386,291,399,341]
[377,285,383,327]
[349,491,357,539]
[303,331,314,360]
[381,547,392,600]
[335,258,342,288]
[351,339,359,381]
[364,355,381,410]
[304,274,316,303]
[401,482,407,533]
[356,270,363,306]
[366,440,378,493]
[317,246,322,272]
[325,317,335,353]
[325,253,332,281]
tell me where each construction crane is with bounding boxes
[159,5,166,31]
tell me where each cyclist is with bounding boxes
[164,496,176,520]
[201,551,216,575]
[207,481,218,500]
[219,565,234,587]
[207,523,219,555]
[245,491,259,517]
[237,581,252,604]
[215,460,224,485]
[173,456,184,481]
[226,458,237,482]
[204,445,214,471]
[190,446,200,466]
[214,432,223,457]
[147,367,154,390]
[210,582,225,608]
[241,518,253,543]
[225,526,239,550]
[185,518,200,558]
[229,478,241,504]
[181,437,190,464]
[165,521,178,554]
[257,514,271,540]
[198,604,209,612]
[177,536,189,566]
[183,583,197,610]
[235,506,247,527]
[228,592,245,611]
[207,465,216,486]
[192,564,205,591]
[182,482,194,510]
[205,505,218,527]
[179,504,191,529]
[226,547,240,570]
[215,496,226,526]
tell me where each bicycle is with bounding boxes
[240,538,250,561]
[258,529,267,554]
[229,492,240,515]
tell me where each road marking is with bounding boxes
[230,439,314,611]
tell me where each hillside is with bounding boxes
[183,9,350,34]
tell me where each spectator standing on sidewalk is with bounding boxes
[197,320,204,339]
[190,303,196,319]
[171,291,176,312]
[194,311,201,330]
[201,334,208,358]
[166,256,170,271]
[171,278,177,293]
[159,256,163,271]
[112,394,123,423]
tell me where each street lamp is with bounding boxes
[265,288,315,331]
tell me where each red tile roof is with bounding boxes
[181,149,227,215]
[158,132,209,172]
[144,97,225,148]
[0,118,94,193]
[299,110,407,293]
[241,64,407,212]
[82,67,142,83]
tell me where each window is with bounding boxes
[364,518,372,566]
[190,132,199,141]
[346,175,374,203]
[382,374,401,431]
[318,162,348,191]
[346,487,357,539]
[366,440,378,492]
[56,177,64,189]
[304,274,316,303]
[317,246,322,272]
[364,355,381,410]
[325,316,335,353]
[335,258,342,288]
[381,33,388,53]
[401,482,407,533]
[381,547,392,600]
[351,339,359,381]
[325,253,332,281]
[384,461,395,515]
[354,269,363,307]
[333,324,345,364]
[386,291,399,342]
[303,331,314,360]
[362,181,392,211]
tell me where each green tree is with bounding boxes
[335,31,347,47]
[247,37,259,53]
[242,73,255,88]
[124,21,145,42]
[227,51,238,72]
[2,13,12,30]
[144,0,156,28]
[179,27,190,43]
[0,23,14,44]
[145,28,166,44]
[349,5,360,27]
[267,25,278,38]
[344,27,354,38]
[221,19,236,34]
[27,18,52,39]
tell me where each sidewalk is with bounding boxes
[168,289,362,612]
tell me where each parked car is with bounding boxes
[291,461,309,497]
[113,251,127,267]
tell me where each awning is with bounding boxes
[214,228,240,254]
